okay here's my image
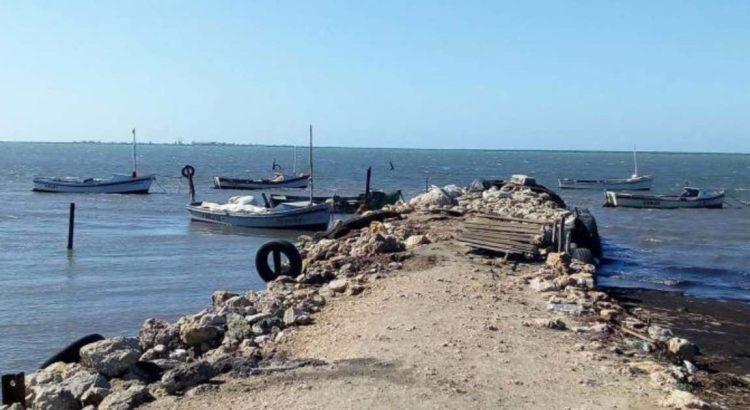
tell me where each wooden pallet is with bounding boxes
[457,214,555,257]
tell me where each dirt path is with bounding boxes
[148,242,662,409]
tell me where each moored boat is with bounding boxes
[32,128,155,194]
[33,174,155,194]
[214,147,310,190]
[186,200,331,230]
[559,148,653,191]
[213,173,309,190]
[269,190,402,214]
[603,187,725,209]
[558,175,653,191]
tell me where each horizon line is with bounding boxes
[0,139,748,156]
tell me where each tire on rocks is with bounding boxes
[255,240,302,282]
[40,333,105,369]
[571,247,593,264]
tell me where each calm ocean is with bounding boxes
[1,142,748,372]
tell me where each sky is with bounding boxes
[0,1,749,152]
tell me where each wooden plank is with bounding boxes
[458,237,536,255]
[469,219,546,229]
[475,213,549,225]
[464,223,543,234]
[459,234,538,251]
[463,230,536,242]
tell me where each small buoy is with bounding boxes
[255,240,302,282]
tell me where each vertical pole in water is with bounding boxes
[67,203,75,250]
[632,145,638,177]
[309,125,314,204]
[293,145,297,174]
[132,128,138,178]
[365,167,372,202]
[425,177,429,192]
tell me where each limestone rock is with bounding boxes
[98,385,153,410]
[140,344,169,361]
[161,361,216,394]
[224,313,254,343]
[404,235,430,249]
[211,290,239,309]
[179,313,226,347]
[546,252,570,274]
[327,279,348,293]
[526,318,567,331]
[409,187,456,208]
[251,317,283,336]
[60,370,108,400]
[138,318,180,351]
[529,278,558,292]
[647,325,674,342]
[667,338,698,361]
[660,390,710,409]
[79,337,141,378]
[80,386,110,407]
[220,296,255,315]
[283,307,312,326]
[32,386,78,410]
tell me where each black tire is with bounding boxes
[571,247,593,264]
[40,333,105,369]
[181,165,195,178]
[255,240,302,282]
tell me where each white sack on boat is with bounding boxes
[228,195,262,206]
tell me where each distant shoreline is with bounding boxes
[0,140,748,156]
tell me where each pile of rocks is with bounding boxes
[405,182,567,223]
[521,251,709,407]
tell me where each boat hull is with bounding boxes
[604,191,725,209]
[186,202,331,230]
[558,176,653,191]
[270,190,402,214]
[213,175,309,190]
[32,175,155,194]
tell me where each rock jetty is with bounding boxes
[11,177,737,409]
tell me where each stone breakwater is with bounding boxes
[7,181,741,410]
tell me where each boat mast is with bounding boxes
[132,128,138,178]
[309,125,314,203]
[293,145,297,174]
[632,145,639,177]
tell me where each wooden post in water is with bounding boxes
[67,203,75,250]
[365,167,372,202]
[308,125,314,204]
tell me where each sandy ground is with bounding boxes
[147,241,665,409]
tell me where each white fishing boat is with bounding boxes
[558,148,653,191]
[32,129,155,194]
[186,199,331,230]
[33,174,155,194]
[558,175,653,191]
[604,187,725,209]
[184,125,331,230]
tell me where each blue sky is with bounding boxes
[1,1,749,152]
